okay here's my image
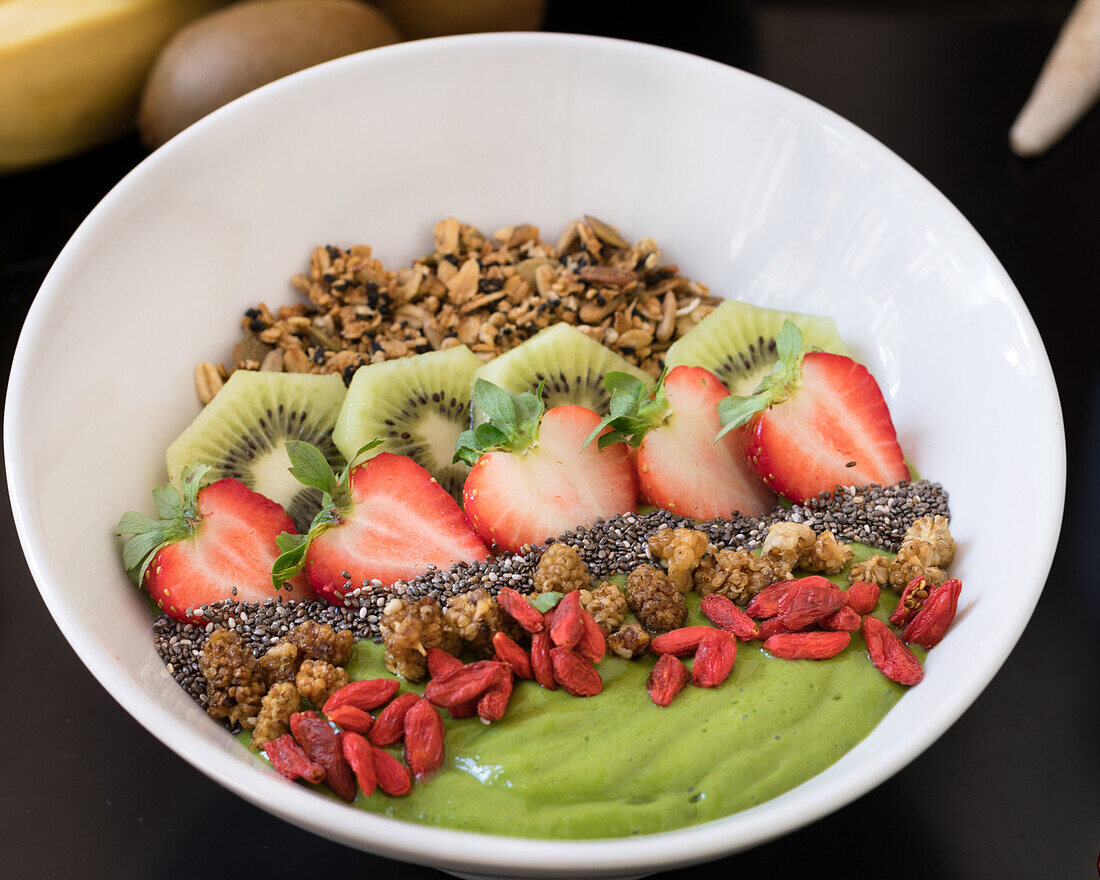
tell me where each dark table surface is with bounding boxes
[2,1,1097,877]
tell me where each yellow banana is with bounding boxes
[0,0,224,172]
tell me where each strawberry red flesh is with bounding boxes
[744,352,908,503]
[304,452,489,603]
[637,366,775,518]
[142,478,311,623]
[462,405,637,552]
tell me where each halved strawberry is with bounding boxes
[115,464,312,623]
[456,380,637,552]
[273,443,490,604]
[717,322,908,502]
[584,366,775,518]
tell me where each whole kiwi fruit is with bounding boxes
[138,0,399,147]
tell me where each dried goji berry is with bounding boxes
[902,579,962,649]
[820,604,862,633]
[337,730,376,796]
[746,577,832,619]
[326,704,374,735]
[530,629,557,690]
[263,733,324,784]
[289,712,356,802]
[426,646,464,679]
[692,630,737,687]
[846,581,881,615]
[862,615,923,685]
[371,746,412,796]
[763,631,851,661]
[549,590,585,650]
[777,580,847,631]
[497,587,545,633]
[889,575,933,627]
[647,653,689,707]
[650,626,714,657]
[550,647,603,697]
[403,697,446,779]
[423,661,509,709]
[576,608,606,665]
[322,678,401,715]
[369,692,419,746]
[492,631,533,679]
[701,593,759,640]
[477,672,515,722]
[447,699,479,719]
[753,617,791,641]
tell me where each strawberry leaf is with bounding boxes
[715,320,808,440]
[272,440,381,588]
[272,532,310,588]
[582,371,665,449]
[115,462,212,586]
[474,423,508,448]
[286,440,341,497]
[454,379,546,466]
[152,485,183,520]
[714,392,771,439]
[475,379,518,427]
[775,319,803,364]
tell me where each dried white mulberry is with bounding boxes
[251,681,301,748]
[693,548,791,605]
[579,581,628,633]
[533,543,590,593]
[295,659,349,707]
[903,515,955,568]
[761,521,816,569]
[648,527,709,593]
[625,565,687,633]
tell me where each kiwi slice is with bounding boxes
[166,371,346,532]
[333,345,483,498]
[473,323,650,419]
[665,300,848,395]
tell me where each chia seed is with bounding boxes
[152,479,948,706]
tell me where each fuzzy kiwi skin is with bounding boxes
[139,0,400,148]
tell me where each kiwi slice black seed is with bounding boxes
[472,323,650,420]
[166,371,346,532]
[333,345,483,498]
[664,300,849,395]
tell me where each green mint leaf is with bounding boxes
[715,392,771,440]
[473,378,517,429]
[531,591,564,613]
[285,440,340,497]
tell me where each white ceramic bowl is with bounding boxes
[5,33,1064,877]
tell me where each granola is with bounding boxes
[197,217,721,401]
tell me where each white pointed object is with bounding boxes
[1010,0,1100,157]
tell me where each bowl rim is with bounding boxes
[4,31,1066,875]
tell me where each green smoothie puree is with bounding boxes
[249,544,914,839]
